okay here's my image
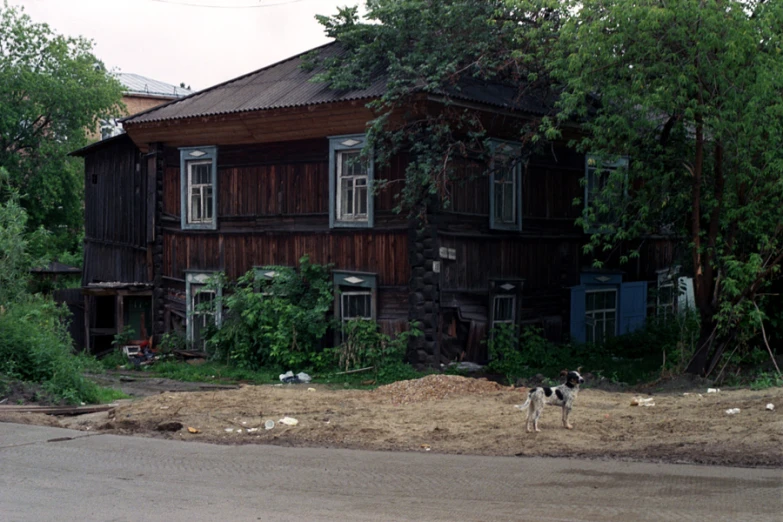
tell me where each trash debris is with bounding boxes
[707,388,720,393]
[766,403,775,411]
[420,444,431,451]
[224,428,234,433]
[297,372,312,384]
[725,408,741,415]
[247,428,259,433]
[446,361,484,373]
[187,427,200,434]
[264,420,275,430]
[278,417,299,426]
[630,397,655,407]
[307,387,316,392]
[279,371,299,383]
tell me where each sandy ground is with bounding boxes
[3,374,780,468]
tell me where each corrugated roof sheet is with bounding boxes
[123,43,549,125]
[116,73,193,98]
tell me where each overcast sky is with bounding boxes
[11,0,362,91]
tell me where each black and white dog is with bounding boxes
[517,370,585,432]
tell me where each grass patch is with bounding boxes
[149,361,280,385]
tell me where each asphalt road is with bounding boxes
[0,423,780,522]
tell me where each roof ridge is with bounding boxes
[121,41,338,125]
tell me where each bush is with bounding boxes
[336,319,421,379]
[206,256,334,371]
[0,295,103,404]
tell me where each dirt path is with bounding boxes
[2,374,781,468]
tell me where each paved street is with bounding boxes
[1,423,780,521]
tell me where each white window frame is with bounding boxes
[180,146,218,231]
[491,294,516,330]
[341,291,373,323]
[585,288,617,344]
[187,160,214,225]
[336,150,369,222]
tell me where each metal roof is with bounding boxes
[123,43,549,125]
[116,73,193,99]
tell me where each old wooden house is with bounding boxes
[74,44,675,363]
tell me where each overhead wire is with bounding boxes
[148,0,307,9]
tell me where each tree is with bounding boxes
[314,0,783,375]
[0,2,123,258]
[551,0,783,375]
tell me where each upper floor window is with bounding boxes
[489,140,522,231]
[329,135,374,228]
[584,154,628,230]
[180,146,218,230]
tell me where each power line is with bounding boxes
[148,0,307,9]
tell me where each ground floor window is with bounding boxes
[585,289,617,344]
[333,271,377,343]
[491,294,516,330]
[570,272,647,344]
[186,272,221,350]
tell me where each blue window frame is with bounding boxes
[584,154,628,231]
[329,135,374,228]
[489,139,523,231]
[570,271,647,343]
[180,146,218,230]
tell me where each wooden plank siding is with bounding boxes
[82,136,149,285]
[162,231,410,286]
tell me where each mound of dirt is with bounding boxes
[3,374,781,468]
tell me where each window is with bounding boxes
[584,154,628,229]
[185,272,222,349]
[570,272,647,344]
[180,146,218,230]
[492,295,516,328]
[585,289,617,344]
[333,271,377,342]
[329,135,374,228]
[489,140,522,231]
[655,266,680,320]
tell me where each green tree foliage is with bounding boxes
[0,2,123,257]
[551,0,783,375]
[314,0,783,376]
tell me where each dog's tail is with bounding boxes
[515,394,532,413]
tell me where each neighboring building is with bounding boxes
[73,44,676,362]
[98,73,193,140]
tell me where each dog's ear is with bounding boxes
[576,366,582,373]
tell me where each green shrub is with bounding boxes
[336,319,421,379]
[206,256,334,371]
[0,295,103,404]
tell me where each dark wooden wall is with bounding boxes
[82,135,150,285]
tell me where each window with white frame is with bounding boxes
[333,271,377,343]
[180,146,218,230]
[656,266,681,320]
[188,161,213,224]
[489,140,522,231]
[492,295,516,329]
[185,272,222,349]
[338,150,369,221]
[329,135,374,228]
[584,154,628,228]
[585,289,617,344]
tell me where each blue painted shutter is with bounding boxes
[619,281,647,334]
[570,285,586,343]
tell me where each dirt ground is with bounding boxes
[2,373,781,468]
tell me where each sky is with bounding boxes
[10,0,363,91]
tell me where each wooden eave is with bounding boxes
[123,99,380,151]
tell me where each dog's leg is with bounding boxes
[526,403,534,433]
[531,400,542,432]
[562,405,573,430]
